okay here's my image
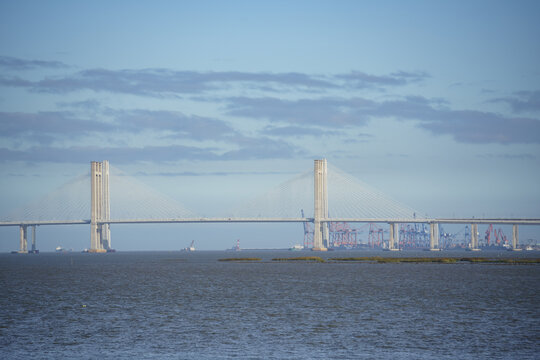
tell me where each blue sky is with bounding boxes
[1,0,539,250]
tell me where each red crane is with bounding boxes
[484,224,509,247]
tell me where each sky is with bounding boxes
[1,0,539,251]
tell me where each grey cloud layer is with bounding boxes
[0,111,115,144]
[0,110,237,144]
[0,56,68,70]
[0,145,220,163]
[0,137,301,164]
[106,109,239,141]
[227,96,540,144]
[335,71,429,88]
[1,57,538,164]
[492,90,540,113]
[227,97,373,127]
[1,63,426,95]
[0,108,301,163]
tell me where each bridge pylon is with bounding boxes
[90,161,111,252]
[313,159,328,251]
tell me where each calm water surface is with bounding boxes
[1,250,539,359]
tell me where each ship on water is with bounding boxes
[182,240,195,252]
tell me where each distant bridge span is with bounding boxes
[2,217,540,227]
[2,159,539,252]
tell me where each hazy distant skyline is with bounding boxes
[1,1,539,250]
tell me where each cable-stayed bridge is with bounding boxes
[1,159,539,252]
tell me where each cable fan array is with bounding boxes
[108,166,198,220]
[2,162,424,222]
[3,174,91,221]
[229,164,424,219]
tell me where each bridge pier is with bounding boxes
[430,223,440,251]
[101,160,111,250]
[469,223,480,251]
[30,225,36,253]
[512,224,521,251]
[313,159,328,251]
[19,225,28,253]
[90,161,111,253]
[388,223,399,250]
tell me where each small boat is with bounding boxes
[182,240,195,252]
[289,244,304,251]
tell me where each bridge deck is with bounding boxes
[1,218,540,226]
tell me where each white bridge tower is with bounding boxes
[90,160,111,252]
[313,159,329,251]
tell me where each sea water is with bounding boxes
[1,251,538,359]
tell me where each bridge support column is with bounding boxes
[91,161,102,252]
[470,223,480,251]
[30,225,36,253]
[430,223,440,251]
[90,161,110,253]
[512,224,521,251]
[388,223,399,250]
[313,159,328,251]
[19,225,28,253]
[101,160,111,250]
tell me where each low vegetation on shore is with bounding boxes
[272,256,325,263]
[218,257,261,262]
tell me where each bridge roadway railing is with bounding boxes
[0,220,91,226]
[1,218,540,226]
[319,218,540,225]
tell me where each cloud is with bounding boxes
[476,153,536,160]
[108,109,238,141]
[21,69,337,96]
[491,90,540,113]
[0,109,239,144]
[226,97,373,127]
[0,145,220,163]
[0,56,68,70]
[417,111,540,144]
[262,125,343,137]
[335,70,429,88]
[372,97,540,144]
[33,69,211,95]
[56,99,102,110]
[0,111,115,144]
[226,95,540,144]
[0,57,428,96]
[0,75,34,87]
[221,136,303,160]
[0,136,302,163]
